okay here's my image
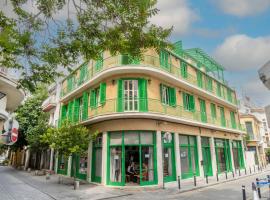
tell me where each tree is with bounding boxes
[1,0,172,91]
[13,86,49,151]
[41,120,97,189]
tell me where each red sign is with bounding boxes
[11,128,18,142]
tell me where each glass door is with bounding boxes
[162,132,176,182]
[215,139,232,173]
[179,135,199,179]
[201,137,213,176]
[124,80,138,111]
[141,146,155,185]
[92,135,103,183]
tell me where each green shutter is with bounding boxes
[78,63,88,85]
[197,70,203,88]
[67,101,74,122]
[100,82,106,105]
[210,103,216,119]
[95,53,103,72]
[230,111,236,129]
[160,50,169,69]
[199,99,207,123]
[160,84,164,103]
[227,88,232,103]
[217,83,221,97]
[207,77,213,92]
[138,78,148,112]
[73,98,80,123]
[82,92,88,120]
[121,55,129,65]
[190,95,195,112]
[182,92,187,110]
[220,107,226,127]
[90,89,96,109]
[117,79,123,112]
[67,76,73,92]
[173,41,182,56]
[181,61,188,78]
[169,87,176,107]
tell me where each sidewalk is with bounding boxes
[8,166,270,200]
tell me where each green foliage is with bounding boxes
[1,0,171,92]
[266,149,270,157]
[13,85,49,150]
[41,120,94,158]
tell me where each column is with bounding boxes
[54,152,58,173]
[156,131,163,186]
[101,132,107,185]
[229,139,235,172]
[210,137,217,175]
[49,148,54,171]
[174,133,181,179]
[197,135,204,177]
[67,155,72,177]
[241,139,246,168]
[87,141,93,183]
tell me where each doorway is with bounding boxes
[201,137,213,176]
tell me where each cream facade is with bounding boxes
[55,42,246,187]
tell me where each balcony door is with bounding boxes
[124,80,139,111]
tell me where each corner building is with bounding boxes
[57,41,246,187]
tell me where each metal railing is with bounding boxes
[60,55,237,106]
[76,98,244,131]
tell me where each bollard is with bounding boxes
[232,171,235,178]
[256,178,262,198]
[216,171,219,182]
[250,167,252,174]
[252,182,259,200]
[225,171,228,180]
[242,185,246,200]
[245,168,247,175]
[267,175,270,198]
[194,174,197,187]
[239,168,241,176]
[178,176,181,190]
[206,175,208,184]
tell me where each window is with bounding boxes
[230,111,236,129]
[160,84,176,106]
[79,98,83,121]
[217,83,221,97]
[210,103,217,120]
[160,50,170,69]
[219,106,226,127]
[206,76,213,92]
[183,92,195,112]
[124,80,139,111]
[197,70,203,88]
[199,99,207,123]
[227,88,232,103]
[90,83,106,108]
[245,122,254,139]
[78,63,88,85]
[181,61,188,78]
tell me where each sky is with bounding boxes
[151,0,270,107]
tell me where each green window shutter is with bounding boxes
[230,111,236,129]
[79,63,88,85]
[217,83,221,97]
[90,89,96,109]
[121,55,130,65]
[173,41,182,56]
[199,99,207,123]
[220,107,226,127]
[169,87,176,107]
[117,79,123,112]
[210,103,216,119]
[73,98,80,123]
[100,82,106,105]
[95,53,103,71]
[181,61,188,78]
[61,105,67,120]
[207,77,213,92]
[160,84,164,103]
[197,70,203,88]
[67,101,74,122]
[138,78,148,112]
[82,92,88,120]
[67,76,73,92]
[160,50,169,69]
[182,92,187,110]
[227,88,232,103]
[190,95,195,112]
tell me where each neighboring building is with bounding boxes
[0,68,24,133]
[239,97,270,165]
[258,60,270,90]
[55,41,246,187]
[40,82,62,171]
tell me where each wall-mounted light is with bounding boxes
[112,79,115,85]
[148,79,151,84]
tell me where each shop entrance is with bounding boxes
[215,139,232,173]
[201,137,213,176]
[107,131,157,186]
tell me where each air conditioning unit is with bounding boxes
[258,60,270,90]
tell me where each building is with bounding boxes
[55,41,246,187]
[258,60,270,90]
[0,68,24,133]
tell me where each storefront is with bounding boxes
[201,137,213,176]
[107,131,157,186]
[71,153,88,180]
[92,135,103,183]
[215,139,232,173]
[162,132,176,182]
[179,135,199,179]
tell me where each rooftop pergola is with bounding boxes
[184,48,225,83]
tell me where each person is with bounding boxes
[127,162,136,182]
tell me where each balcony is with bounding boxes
[65,98,244,134]
[42,96,56,112]
[61,55,238,107]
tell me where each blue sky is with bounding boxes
[152,0,270,106]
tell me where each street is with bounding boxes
[1,166,270,200]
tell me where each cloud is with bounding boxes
[150,0,198,35]
[214,0,270,17]
[213,34,270,71]
[191,27,237,39]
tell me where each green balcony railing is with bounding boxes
[61,55,237,106]
[69,98,244,132]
